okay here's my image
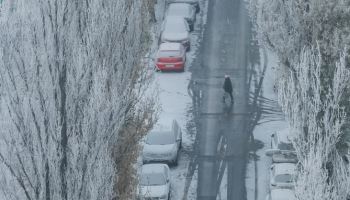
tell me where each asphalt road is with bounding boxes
[191,0,251,199]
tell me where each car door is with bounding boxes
[271,132,278,149]
[164,165,171,195]
[190,5,196,22]
[172,120,181,149]
[183,20,190,33]
[180,45,186,61]
[270,165,276,189]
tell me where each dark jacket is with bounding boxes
[223,77,233,93]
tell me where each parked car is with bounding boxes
[160,16,190,51]
[155,42,186,72]
[166,0,200,13]
[166,3,196,31]
[265,129,297,163]
[143,120,182,165]
[265,189,296,200]
[270,163,296,190]
[138,164,171,200]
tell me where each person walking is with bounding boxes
[223,75,234,104]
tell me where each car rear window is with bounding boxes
[158,50,181,57]
[278,142,295,151]
[275,174,293,183]
[140,173,166,186]
[146,131,175,145]
[168,5,191,17]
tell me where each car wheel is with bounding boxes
[190,24,194,32]
[154,66,161,72]
[195,4,200,13]
[172,153,179,166]
[186,45,191,52]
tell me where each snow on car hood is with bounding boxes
[140,185,168,198]
[162,32,189,42]
[143,143,176,155]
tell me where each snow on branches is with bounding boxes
[278,47,350,200]
[0,0,157,200]
[248,0,350,198]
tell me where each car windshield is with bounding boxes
[168,5,190,17]
[275,174,293,183]
[158,50,181,57]
[278,142,295,151]
[165,20,186,33]
[146,131,175,145]
[140,173,166,186]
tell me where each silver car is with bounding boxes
[270,163,296,190]
[160,16,191,51]
[166,3,196,31]
[265,129,297,163]
[138,164,171,200]
[265,189,296,200]
[143,120,182,165]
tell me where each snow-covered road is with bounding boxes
[152,0,287,199]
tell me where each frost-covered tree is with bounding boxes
[0,0,157,200]
[252,0,350,68]
[248,0,350,198]
[278,47,350,199]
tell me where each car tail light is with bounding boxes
[175,57,183,62]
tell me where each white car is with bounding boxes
[265,129,297,163]
[160,16,190,51]
[143,120,182,165]
[138,164,171,200]
[266,189,296,200]
[166,0,200,13]
[270,163,296,190]
[166,3,196,31]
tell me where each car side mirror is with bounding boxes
[265,149,280,156]
[271,133,275,137]
[271,183,277,186]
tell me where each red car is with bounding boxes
[156,43,186,72]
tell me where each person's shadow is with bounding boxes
[222,100,234,116]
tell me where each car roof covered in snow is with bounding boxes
[159,42,182,51]
[168,3,192,13]
[167,0,198,5]
[274,163,296,175]
[271,189,296,200]
[276,128,293,143]
[142,164,168,174]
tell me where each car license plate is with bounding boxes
[165,64,174,67]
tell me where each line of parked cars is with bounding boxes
[265,128,298,200]
[155,0,198,72]
[138,1,200,199]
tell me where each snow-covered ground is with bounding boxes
[147,0,209,199]
[245,49,288,200]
